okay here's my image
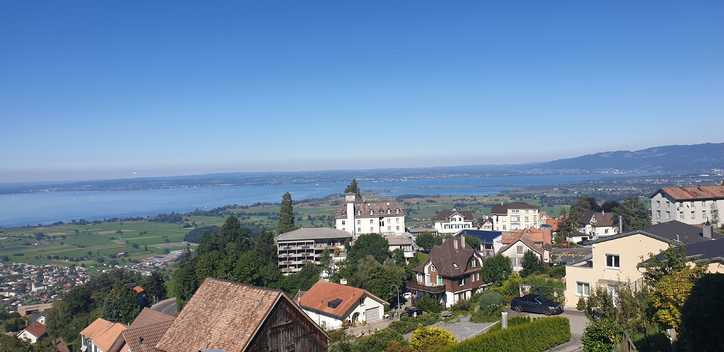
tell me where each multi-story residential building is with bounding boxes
[490,202,541,231]
[579,211,619,239]
[433,209,475,234]
[406,235,486,308]
[276,228,352,275]
[651,185,724,227]
[335,193,406,238]
[563,221,716,308]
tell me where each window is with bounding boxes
[357,220,361,224]
[396,218,400,223]
[341,220,345,225]
[436,276,443,285]
[370,219,374,224]
[357,227,361,232]
[606,254,620,269]
[516,245,524,254]
[396,226,400,231]
[576,282,591,297]
[459,278,465,286]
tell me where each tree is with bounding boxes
[613,198,650,231]
[141,271,166,303]
[349,233,389,264]
[101,286,141,324]
[254,231,277,264]
[680,274,724,352]
[557,209,581,245]
[409,326,456,352]
[651,265,703,332]
[641,246,687,286]
[582,318,622,352]
[520,251,544,277]
[391,248,406,266]
[464,236,481,250]
[278,192,295,234]
[171,259,198,307]
[344,179,361,196]
[481,255,512,284]
[415,233,442,252]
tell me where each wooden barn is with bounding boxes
[155,278,328,352]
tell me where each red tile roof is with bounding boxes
[298,281,386,319]
[502,228,552,246]
[130,308,175,329]
[658,186,724,201]
[23,321,46,338]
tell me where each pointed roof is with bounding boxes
[655,185,724,201]
[130,308,175,329]
[298,280,387,319]
[80,318,127,352]
[415,236,479,277]
[22,321,46,338]
[155,279,288,352]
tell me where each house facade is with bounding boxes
[490,202,541,231]
[434,209,476,234]
[651,185,724,227]
[407,235,486,308]
[384,233,416,259]
[17,321,46,344]
[276,228,352,275]
[563,231,670,309]
[580,211,619,238]
[335,193,406,238]
[298,280,387,330]
[500,238,550,272]
[456,229,503,257]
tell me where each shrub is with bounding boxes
[470,291,504,323]
[417,294,443,313]
[446,317,570,352]
[581,318,622,352]
[389,313,440,335]
[410,326,457,352]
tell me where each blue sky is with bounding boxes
[1,1,723,182]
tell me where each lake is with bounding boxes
[0,173,607,227]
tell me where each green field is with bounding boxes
[0,193,562,267]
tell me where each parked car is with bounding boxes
[510,294,563,315]
[404,307,424,317]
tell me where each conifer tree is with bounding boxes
[278,192,295,234]
[344,179,361,196]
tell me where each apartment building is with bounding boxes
[335,193,406,238]
[651,185,724,227]
[277,228,352,275]
[490,202,540,231]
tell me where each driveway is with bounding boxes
[510,309,588,352]
[404,315,497,342]
[347,318,393,337]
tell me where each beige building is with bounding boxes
[651,185,724,227]
[564,231,670,308]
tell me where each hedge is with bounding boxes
[445,317,570,352]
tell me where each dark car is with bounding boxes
[510,294,563,315]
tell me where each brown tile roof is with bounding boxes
[23,321,46,338]
[415,236,480,277]
[298,281,387,319]
[155,278,282,352]
[336,199,406,219]
[491,202,538,215]
[434,209,475,221]
[130,308,175,329]
[132,286,145,295]
[657,185,724,201]
[591,212,615,227]
[123,320,174,352]
[501,237,544,256]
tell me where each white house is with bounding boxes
[335,193,406,239]
[490,202,541,231]
[651,185,724,227]
[17,322,46,344]
[79,318,127,352]
[298,280,387,330]
[579,211,619,238]
[433,209,475,234]
[499,238,549,272]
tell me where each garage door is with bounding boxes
[364,307,381,322]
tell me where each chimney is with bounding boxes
[703,222,713,239]
[460,235,466,249]
[453,238,458,250]
[618,215,623,233]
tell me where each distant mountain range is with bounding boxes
[532,142,724,174]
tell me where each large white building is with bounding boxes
[276,228,352,275]
[490,202,541,231]
[433,209,476,234]
[335,193,406,238]
[651,185,724,227]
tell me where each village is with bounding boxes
[3,182,723,352]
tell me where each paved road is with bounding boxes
[404,315,496,342]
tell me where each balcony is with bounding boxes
[406,280,445,294]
